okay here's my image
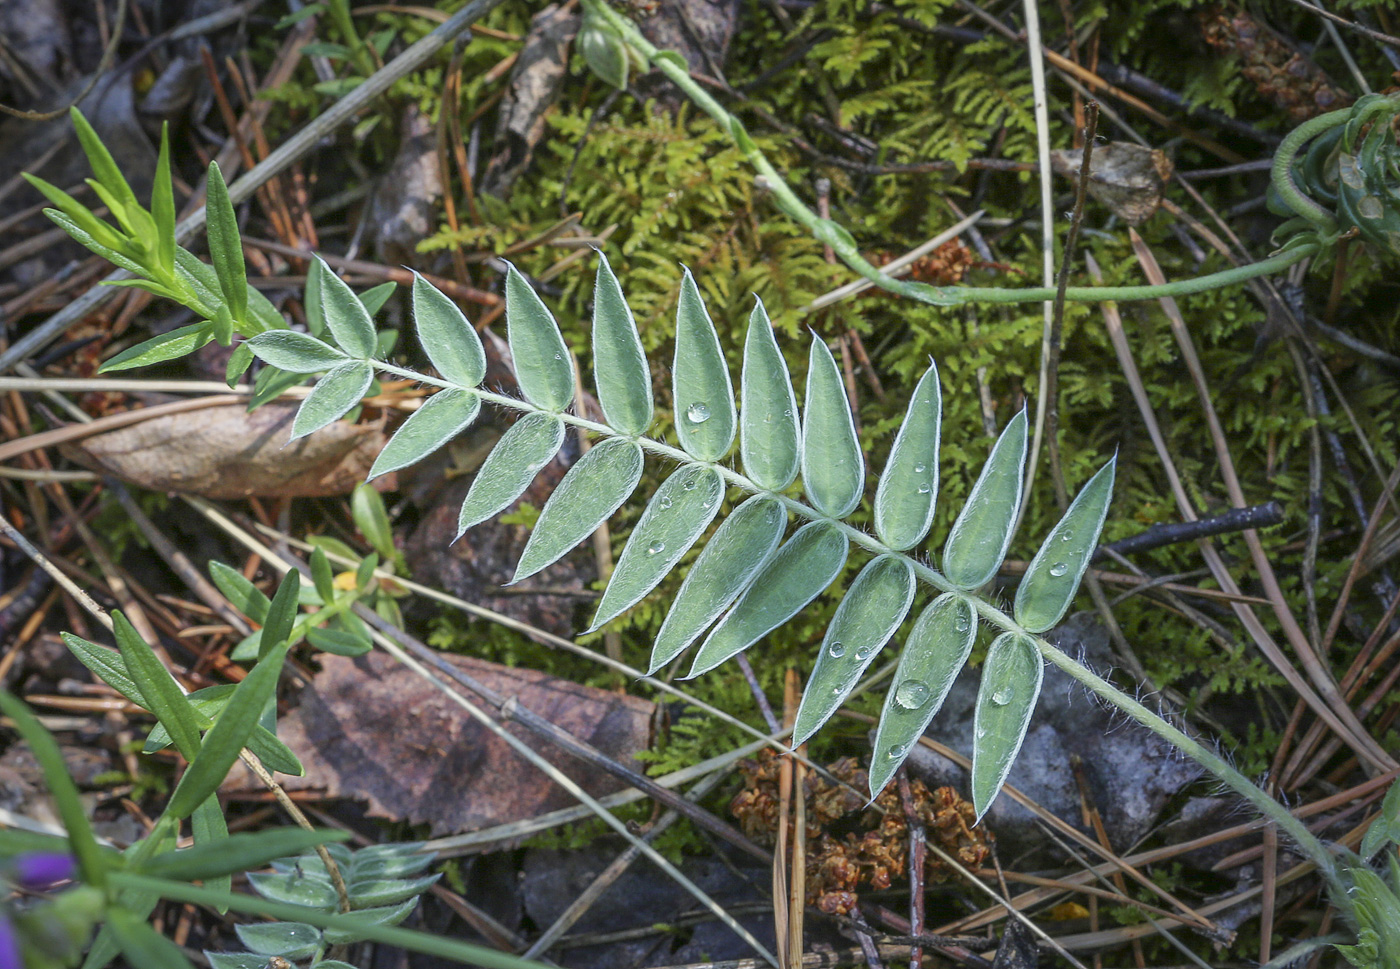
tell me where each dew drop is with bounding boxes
[828,641,846,658]
[855,643,876,660]
[991,686,1013,705]
[686,402,712,424]
[658,496,673,510]
[894,680,931,709]
[647,540,666,555]
[1059,531,1073,542]
[886,744,907,759]
[684,478,699,491]
[954,614,971,632]
[1049,562,1069,577]
[553,352,563,360]
[783,408,792,417]
[913,463,926,473]
[917,484,931,495]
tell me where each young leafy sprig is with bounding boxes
[244,251,1116,814]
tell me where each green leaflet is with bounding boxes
[579,11,629,88]
[152,124,176,273]
[369,389,481,479]
[673,268,736,462]
[648,495,786,673]
[1014,457,1117,633]
[142,686,303,776]
[290,360,373,440]
[457,413,566,534]
[688,521,847,678]
[70,108,141,230]
[205,161,247,325]
[591,252,653,435]
[873,364,941,551]
[413,273,485,388]
[801,337,864,519]
[942,409,1027,590]
[360,281,398,317]
[739,299,800,491]
[588,465,724,632]
[791,554,915,747]
[315,255,378,359]
[506,264,575,412]
[63,633,147,706]
[246,330,347,373]
[234,922,321,960]
[101,323,214,373]
[307,627,372,657]
[114,611,203,758]
[971,631,1042,820]
[260,570,302,659]
[513,437,644,582]
[867,594,977,797]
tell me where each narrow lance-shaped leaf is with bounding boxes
[315,255,378,359]
[971,632,1042,820]
[291,361,373,440]
[673,268,736,461]
[205,161,247,325]
[246,330,347,373]
[649,495,786,673]
[101,324,215,373]
[739,298,800,490]
[70,108,141,227]
[791,554,915,747]
[113,611,202,758]
[369,389,481,479]
[152,123,176,273]
[109,908,197,969]
[688,521,847,677]
[592,252,652,435]
[802,336,864,519]
[457,413,567,534]
[588,465,724,632]
[942,409,1027,590]
[191,795,232,900]
[867,594,977,797]
[260,569,302,659]
[359,281,397,317]
[209,561,271,624]
[1015,457,1116,633]
[412,273,484,387]
[513,437,644,582]
[506,264,574,412]
[874,363,941,550]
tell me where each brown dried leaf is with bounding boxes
[62,401,391,498]
[224,651,655,837]
[1049,142,1173,226]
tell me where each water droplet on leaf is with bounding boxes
[647,540,666,555]
[917,484,931,494]
[894,680,931,709]
[828,641,846,658]
[1049,562,1069,576]
[658,496,673,510]
[887,744,906,758]
[855,643,876,660]
[913,463,926,473]
[686,402,711,424]
[991,686,1013,705]
[955,614,971,632]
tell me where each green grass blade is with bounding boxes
[513,437,644,582]
[290,361,374,439]
[205,161,247,325]
[971,632,1042,820]
[688,521,847,677]
[591,252,653,436]
[942,409,1027,590]
[505,264,574,412]
[649,495,786,673]
[867,594,976,797]
[588,465,724,632]
[873,363,941,550]
[369,388,480,479]
[791,554,915,747]
[412,273,485,388]
[801,336,864,519]
[739,298,800,491]
[1015,457,1116,633]
[457,413,566,534]
[315,255,378,358]
[672,268,736,461]
[246,330,346,373]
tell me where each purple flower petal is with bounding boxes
[0,914,21,969]
[12,852,75,890]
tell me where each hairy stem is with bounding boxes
[1269,107,1350,230]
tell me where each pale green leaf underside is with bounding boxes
[648,495,786,674]
[739,299,799,491]
[506,264,574,412]
[246,330,346,373]
[413,273,484,388]
[592,252,653,436]
[315,256,377,359]
[673,268,736,461]
[802,337,864,519]
[369,389,481,480]
[688,521,847,677]
[513,437,644,582]
[942,409,1028,589]
[456,413,566,535]
[971,631,1042,819]
[867,593,976,796]
[792,554,915,747]
[1015,457,1117,633]
[588,465,724,632]
[874,363,941,551]
[291,361,373,439]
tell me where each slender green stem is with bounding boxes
[1269,108,1350,230]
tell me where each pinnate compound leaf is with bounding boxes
[247,330,347,373]
[369,389,480,480]
[591,252,652,435]
[942,409,1027,590]
[291,361,374,440]
[315,255,378,358]
[802,337,863,519]
[971,632,1042,819]
[868,594,977,797]
[513,437,644,582]
[506,264,574,411]
[412,273,484,387]
[874,363,941,550]
[1015,457,1117,633]
[673,268,736,461]
[457,412,566,534]
[688,521,847,677]
[791,554,915,746]
[739,299,799,490]
[588,464,723,632]
[649,495,786,673]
